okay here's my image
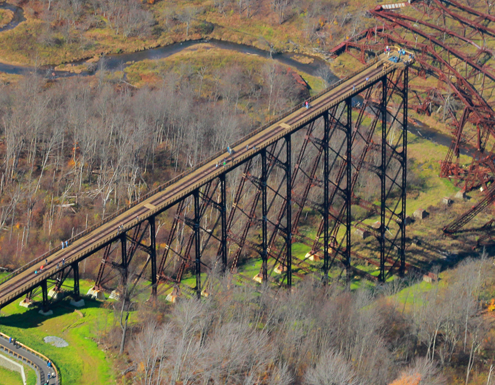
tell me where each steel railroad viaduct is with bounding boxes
[0,52,412,310]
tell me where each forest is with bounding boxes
[122,257,495,384]
[0,0,494,384]
[0,60,304,270]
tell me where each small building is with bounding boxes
[455,190,467,200]
[413,208,429,220]
[423,272,438,283]
[442,197,453,206]
[354,228,370,239]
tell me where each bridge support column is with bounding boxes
[41,280,48,311]
[380,77,387,282]
[345,98,352,284]
[194,190,201,299]
[323,111,330,285]
[72,262,80,299]
[285,135,292,288]
[220,174,228,273]
[400,68,408,277]
[121,234,128,285]
[149,216,157,300]
[261,149,268,284]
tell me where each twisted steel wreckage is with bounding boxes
[332,0,495,244]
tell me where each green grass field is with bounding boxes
[0,365,23,385]
[0,352,37,385]
[0,280,117,385]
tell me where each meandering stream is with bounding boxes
[0,3,462,154]
[0,2,24,33]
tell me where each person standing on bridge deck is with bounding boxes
[62,258,65,266]
[365,77,369,83]
[65,240,68,248]
[305,101,309,109]
[61,241,64,249]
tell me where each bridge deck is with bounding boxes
[0,53,409,308]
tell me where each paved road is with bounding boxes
[0,334,58,384]
[0,52,410,309]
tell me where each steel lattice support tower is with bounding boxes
[0,56,411,310]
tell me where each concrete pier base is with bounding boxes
[70,299,85,308]
[166,292,178,303]
[305,252,321,262]
[87,287,105,300]
[38,309,53,316]
[48,289,64,300]
[253,273,263,283]
[19,299,33,309]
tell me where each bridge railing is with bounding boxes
[0,55,384,288]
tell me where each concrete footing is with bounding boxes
[305,252,321,261]
[253,273,263,283]
[38,309,53,316]
[48,289,65,300]
[166,292,178,303]
[70,299,85,308]
[19,299,33,308]
[455,190,467,200]
[87,287,105,300]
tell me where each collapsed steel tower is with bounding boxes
[331,0,495,244]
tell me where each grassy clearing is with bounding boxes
[328,53,365,78]
[0,9,13,29]
[0,364,23,385]
[0,357,37,385]
[124,43,326,94]
[0,280,117,385]
[406,131,470,214]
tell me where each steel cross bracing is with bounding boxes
[330,0,495,241]
[0,55,410,309]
